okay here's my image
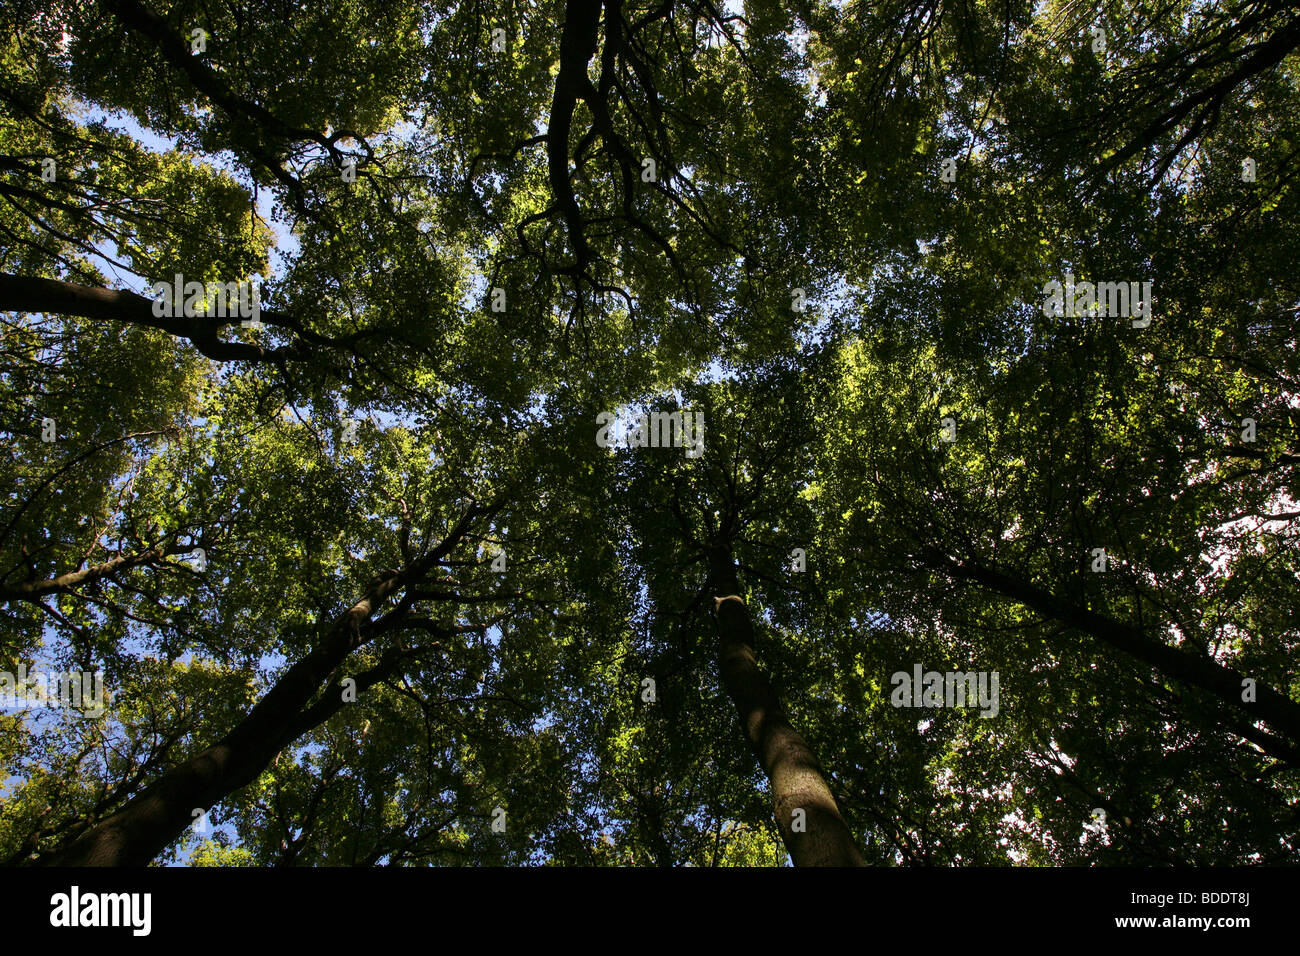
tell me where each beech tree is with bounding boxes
[1,0,1298,866]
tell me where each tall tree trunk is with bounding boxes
[39,575,403,866]
[707,543,866,866]
[38,504,497,865]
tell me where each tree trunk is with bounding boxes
[39,572,405,866]
[943,557,1300,753]
[39,502,499,866]
[707,543,866,866]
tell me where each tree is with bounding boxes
[2,0,1298,867]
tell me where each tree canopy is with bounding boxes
[1,0,1297,866]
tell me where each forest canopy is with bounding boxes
[1,0,1298,867]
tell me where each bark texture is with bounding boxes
[708,543,866,866]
